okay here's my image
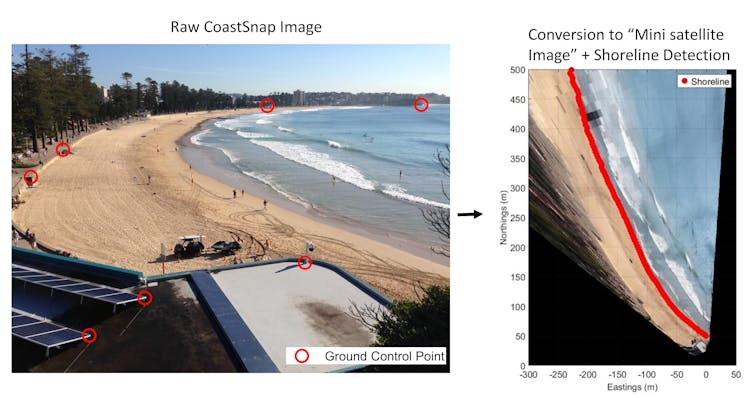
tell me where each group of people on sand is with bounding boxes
[232,189,268,210]
[13,227,37,250]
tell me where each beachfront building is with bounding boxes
[293,90,306,106]
[100,86,110,102]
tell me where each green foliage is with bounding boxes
[352,285,450,372]
[12,45,236,154]
[374,285,449,348]
[12,45,101,152]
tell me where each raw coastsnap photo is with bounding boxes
[11,44,450,372]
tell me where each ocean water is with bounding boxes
[188,105,450,251]
[576,70,726,331]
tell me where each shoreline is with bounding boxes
[12,108,449,300]
[528,70,700,347]
[177,114,449,266]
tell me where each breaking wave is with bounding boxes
[248,139,377,191]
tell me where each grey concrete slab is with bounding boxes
[212,261,385,372]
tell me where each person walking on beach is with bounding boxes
[30,233,37,250]
[13,228,19,246]
[148,175,151,185]
[241,189,244,197]
[233,189,237,199]
[263,199,268,210]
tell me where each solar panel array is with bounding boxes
[12,264,138,305]
[12,309,83,348]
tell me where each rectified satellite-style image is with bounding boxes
[528,69,735,364]
[11,44,450,372]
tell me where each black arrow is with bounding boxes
[457,210,482,219]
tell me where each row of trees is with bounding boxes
[12,45,100,153]
[12,45,234,155]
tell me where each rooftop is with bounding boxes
[12,248,390,372]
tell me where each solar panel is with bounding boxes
[58,283,98,292]
[29,329,82,346]
[79,288,121,297]
[40,280,84,287]
[12,270,37,277]
[13,315,41,327]
[11,309,83,349]
[14,321,62,337]
[12,264,139,305]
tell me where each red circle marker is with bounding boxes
[681,77,688,84]
[55,142,71,157]
[297,256,313,270]
[295,348,309,363]
[23,169,39,185]
[414,97,429,112]
[137,290,153,307]
[82,328,97,343]
[260,98,275,113]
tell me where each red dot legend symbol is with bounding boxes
[414,97,429,112]
[295,348,310,363]
[297,256,313,270]
[137,290,153,307]
[681,77,688,84]
[82,328,97,343]
[23,169,39,185]
[56,142,71,157]
[260,98,275,113]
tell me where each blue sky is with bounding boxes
[12,44,449,95]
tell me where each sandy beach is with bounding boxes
[12,109,449,300]
[528,70,703,347]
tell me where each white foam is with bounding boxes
[620,125,642,175]
[241,171,311,209]
[382,184,450,209]
[665,259,708,322]
[328,141,343,149]
[256,119,272,125]
[652,192,668,222]
[248,140,376,191]
[286,106,373,114]
[648,228,669,253]
[190,130,211,145]
[236,131,271,139]
[277,126,294,132]
[219,148,241,164]
[214,119,247,130]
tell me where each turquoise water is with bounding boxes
[576,70,726,331]
[188,105,450,247]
